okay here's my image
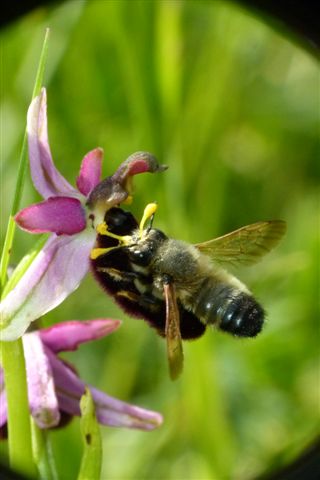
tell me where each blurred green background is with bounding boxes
[1,1,319,479]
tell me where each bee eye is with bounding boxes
[129,247,153,266]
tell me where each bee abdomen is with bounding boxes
[194,280,264,337]
[219,293,264,337]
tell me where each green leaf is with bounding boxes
[78,388,102,480]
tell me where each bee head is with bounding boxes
[128,228,167,267]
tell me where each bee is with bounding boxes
[91,204,286,379]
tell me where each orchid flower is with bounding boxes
[0,319,163,434]
[0,88,167,340]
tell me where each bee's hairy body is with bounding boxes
[91,208,264,339]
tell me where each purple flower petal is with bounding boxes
[23,333,60,428]
[0,367,7,428]
[0,230,95,340]
[40,319,121,353]
[27,88,77,199]
[0,392,7,429]
[76,148,103,197]
[90,386,163,431]
[56,390,81,416]
[15,197,86,235]
[47,349,163,430]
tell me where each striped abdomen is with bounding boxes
[193,277,264,337]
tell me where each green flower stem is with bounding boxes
[31,421,58,480]
[1,340,37,478]
[0,28,50,477]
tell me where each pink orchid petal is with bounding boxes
[0,368,7,428]
[27,88,77,199]
[47,350,163,430]
[90,385,163,430]
[76,148,103,196]
[15,197,86,235]
[0,230,95,341]
[56,390,81,416]
[40,319,122,353]
[23,332,60,428]
[0,390,7,428]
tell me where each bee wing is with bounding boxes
[163,281,184,380]
[195,220,286,266]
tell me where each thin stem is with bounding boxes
[31,421,58,480]
[1,340,37,478]
[0,137,27,293]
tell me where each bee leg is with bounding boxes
[96,266,139,282]
[116,290,140,302]
[139,203,158,237]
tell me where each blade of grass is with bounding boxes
[0,28,50,477]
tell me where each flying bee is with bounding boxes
[90,204,286,379]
